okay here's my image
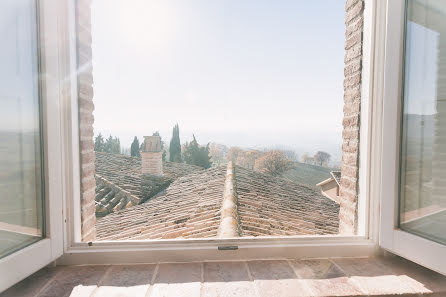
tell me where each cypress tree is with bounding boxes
[169,124,182,162]
[130,136,140,157]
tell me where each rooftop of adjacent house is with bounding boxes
[95,153,340,240]
[331,171,341,186]
[94,152,203,217]
[316,171,341,188]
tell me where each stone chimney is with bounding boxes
[141,136,163,176]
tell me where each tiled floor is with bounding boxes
[1,256,446,297]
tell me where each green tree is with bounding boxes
[169,124,182,163]
[314,151,331,166]
[94,133,105,152]
[113,137,121,154]
[130,136,140,157]
[104,135,121,154]
[183,135,211,169]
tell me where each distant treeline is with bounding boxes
[94,123,332,172]
[94,133,120,154]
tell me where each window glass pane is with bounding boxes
[399,0,446,245]
[0,0,43,258]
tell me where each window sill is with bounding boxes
[60,236,377,265]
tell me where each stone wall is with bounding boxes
[339,0,364,235]
[76,0,96,241]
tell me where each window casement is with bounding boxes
[56,0,387,264]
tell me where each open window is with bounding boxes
[72,0,369,248]
[0,0,65,291]
[380,0,446,275]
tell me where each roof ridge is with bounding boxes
[216,162,241,238]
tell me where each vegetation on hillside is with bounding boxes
[283,162,334,189]
[254,150,293,176]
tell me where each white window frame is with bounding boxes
[0,0,66,291]
[57,0,389,265]
[379,0,446,275]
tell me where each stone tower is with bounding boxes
[141,136,163,176]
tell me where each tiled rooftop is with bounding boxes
[96,167,226,240]
[2,256,445,297]
[95,157,339,240]
[94,153,204,217]
[236,167,339,236]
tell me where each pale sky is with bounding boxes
[91,0,346,161]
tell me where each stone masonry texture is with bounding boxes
[76,0,96,242]
[339,0,364,235]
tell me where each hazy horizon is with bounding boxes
[91,0,346,162]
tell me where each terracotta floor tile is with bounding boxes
[154,263,202,284]
[148,283,201,297]
[248,260,297,280]
[304,277,364,296]
[350,275,418,295]
[38,265,109,297]
[203,262,250,282]
[68,285,97,297]
[332,257,397,277]
[2,256,445,297]
[100,264,156,286]
[290,259,345,279]
[91,285,149,297]
[385,256,446,293]
[254,279,312,297]
[201,281,257,297]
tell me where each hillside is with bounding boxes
[282,162,335,189]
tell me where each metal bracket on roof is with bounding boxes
[218,246,238,251]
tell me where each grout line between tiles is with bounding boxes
[144,263,159,297]
[329,259,349,276]
[329,258,369,296]
[199,262,204,297]
[200,262,204,283]
[244,261,261,297]
[286,258,316,297]
[90,265,112,297]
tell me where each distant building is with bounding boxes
[316,171,341,203]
